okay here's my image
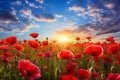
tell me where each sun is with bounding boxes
[59,36,69,43]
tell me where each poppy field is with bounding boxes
[0,32,120,80]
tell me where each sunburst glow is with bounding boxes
[59,36,69,43]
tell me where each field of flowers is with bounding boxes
[0,32,120,80]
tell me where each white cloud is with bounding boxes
[11,1,22,6]
[64,22,77,30]
[25,0,39,8]
[36,0,44,4]
[69,5,84,12]
[55,14,63,18]
[20,24,33,32]
[0,28,2,32]
[25,0,29,4]
[105,3,114,9]
[34,17,56,22]
[67,0,73,4]
[29,3,39,8]
[20,24,40,32]
[69,5,108,24]
[10,8,16,15]
[20,8,32,16]
[68,22,74,26]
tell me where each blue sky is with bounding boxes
[0,0,120,41]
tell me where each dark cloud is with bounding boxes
[0,22,36,32]
[69,0,120,36]
[11,1,22,6]
[96,19,120,35]
[0,10,18,22]
[75,16,120,35]
[36,0,44,4]
[34,14,56,22]
[0,25,15,31]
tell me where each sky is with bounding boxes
[0,0,120,41]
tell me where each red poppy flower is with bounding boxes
[44,52,52,58]
[42,40,48,46]
[29,32,39,38]
[0,39,4,44]
[116,60,120,65]
[1,52,14,63]
[1,52,14,58]
[107,44,119,54]
[77,69,90,79]
[23,39,27,43]
[76,37,80,41]
[25,53,31,57]
[115,55,120,62]
[73,42,81,47]
[74,53,83,59]
[84,45,103,57]
[61,75,78,80]
[0,45,10,50]
[106,73,120,80]
[101,42,107,49]
[105,36,114,42]
[5,36,17,44]
[93,57,100,64]
[92,71,100,79]
[14,44,24,51]
[65,62,76,75]
[86,36,92,41]
[102,55,113,64]
[36,53,43,58]
[95,42,101,45]
[18,59,41,80]
[57,50,74,59]
[28,40,39,49]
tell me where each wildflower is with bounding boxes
[0,45,10,50]
[106,73,120,80]
[92,71,100,79]
[65,62,76,75]
[106,36,114,42]
[29,32,39,38]
[95,42,101,45]
[77,69,90,79]
[18,59,41,80]
[74,53,83,59]
[25,53,31,57]
[102,55,113,64]
[86,36,92,41]
[76,37,80,41]
[44,52,52,58]
[42,40,48,46]
[14,44,24,51]
[23,39,27,43]
[28,40,39,49]
[107,44,119,54]
[36,53,43,58]
[5,36,17,44]
[85,45,103,57]
[61,75,78,80]
[57,50,74,59]
[1,52,14,63]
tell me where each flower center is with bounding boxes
[92,52,97,56]
[26,71,32,77]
